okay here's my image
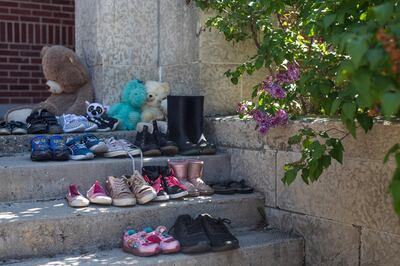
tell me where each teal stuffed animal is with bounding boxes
[108,79,147,130]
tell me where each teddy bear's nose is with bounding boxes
[149,94,153,98]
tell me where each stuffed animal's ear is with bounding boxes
[40,45,51,58]
[104,105,110,113]
[162,82,170,94]
[85,101,90,108]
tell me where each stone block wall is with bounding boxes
[205,116,400,266]
[75,0,260,115]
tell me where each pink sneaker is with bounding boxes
[145,226,181,254]
[122,229,161,257]
[66,184,89,208]
[86,180,112,205]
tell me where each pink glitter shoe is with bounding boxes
[145,226,181,254]
[122,228,161,257]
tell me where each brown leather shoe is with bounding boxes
[168,160,199,197]
[187,160,214,196]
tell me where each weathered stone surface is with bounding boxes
[266,207,360,266]
[276,151,400,235]
[199,11,257,64]
[161,63,200,96]
[0,194,264,259]
[228,148,276,206]
[10,230,304,266]
[206,116,400,161]
[0,153,230,202]
[361,228,400,266]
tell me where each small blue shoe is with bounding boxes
[66,137,94,160]
[82,134,108,154]
[48,135,69,161]
[31,136,52,161]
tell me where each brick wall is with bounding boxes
[0,0,75,105]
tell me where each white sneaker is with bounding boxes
[58,114,85,133]
[66,184,90,208]
[75,115,98,132]
[103,138,141,157]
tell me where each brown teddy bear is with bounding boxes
[5,45,94,122]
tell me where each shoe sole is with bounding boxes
[143,149,162,157]
[31,152,52,161]
[67,201,90,208]
[112,198,136,207]
[103,150,128,158]
[112,121,119,131]
[96,127,112,132]
[179,149,201,156]
[88,196,112,205]
[63,125,86,133]
[161,146,179,156]
[137,191,158,204]
[153,195,170,201]
[70,153,95,160]
[168,190,189,199]
[181,241,212,254]
[0,130,11,135]
[28,124,48,134]
[211,241,240,252]
[186,191,200,197]
[162,246,181,254]
[11,129,27,135]
[123,246,161,257]
[48,127,63,134]
[89,143,108,154]
[52,151,70,161]
[199,191,215,196]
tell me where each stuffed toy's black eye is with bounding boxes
[96,107,102,112]
[89,106,94,111]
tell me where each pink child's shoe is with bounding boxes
[145,226,181,254]
[66,184,89,208]
[122,229,161,257]
[86,180,112,205]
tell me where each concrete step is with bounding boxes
[0,153,230,203]
[0,193,264,261]
[5,229,304,266]
[0,131,137,157]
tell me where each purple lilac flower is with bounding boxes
[286,64,300,82]
[236,102,248,115]
[251,109,289,135]
[272,109,289,126]
[263,81,287,99]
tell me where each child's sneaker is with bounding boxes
[103,137,140,158]
[74,115,98,132]
[57,114,85,133]
[145,226,181,254]
[66,184,90,208]
[105,176,136,206]
[143,166,169,201]
[86,180,112,205]
[122,228,161,257]
[124,170,157,204]
[31,135,52,161]
[82,134,108,154]
[87,116,113,132]
[66,137,94,160]
[160,166,188,199]
[48,135,69,161]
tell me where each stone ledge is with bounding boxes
[205,116,400,161]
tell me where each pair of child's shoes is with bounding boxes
[31,135,69,161]
[66,134,108,160]
[66,181,112,207]
[122,226,180,257]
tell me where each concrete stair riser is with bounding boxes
[0,154,230,203]
[7,230,304,266]
[0,194,264,260]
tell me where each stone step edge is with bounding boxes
[3,229,304,266]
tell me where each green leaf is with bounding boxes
[356,113,373,133]
[231,77,239,85]
[329,142,344,164]
[352,69,373,108]
[310,141,325,160]
[343,117,357,138]
[381,92,400,116]
[255,56,264,70]
[384,144,400,163]
[347,38,368,68]
[323,14,336,29]
[342,102,357,121]
[390,177,400,215]
[282,168,298,185]
[288,134,302,145]
[372,3,394,25]
[330,97,342,116]
[367,48,385,70]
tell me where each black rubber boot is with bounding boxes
[167,96,200,155]
[186,96,216,155]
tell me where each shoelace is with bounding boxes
[113,177,132,194]
[120,139,143,175]
[164,175,186,190]
[125,171,147,188]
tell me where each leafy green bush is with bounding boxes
[193,0,400,214]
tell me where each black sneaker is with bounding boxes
[0,121,11,135]
[169,214,211,253]
[134,125,161,156]
[198,213,239,252]
[26,111,47,134]
[86,116,111,131]
[40,109,63,134]
[152,120,178,156]
[160,166,188,199]
[101,114,119,130]
[142,166,169,201]
[9,121,27,135]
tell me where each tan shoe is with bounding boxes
[106,176,136,206]
[168,160,199,197]
[188,160,214,195]
[123,170,157,204]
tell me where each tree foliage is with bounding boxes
[193,0,400,214]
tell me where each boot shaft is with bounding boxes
[168,160,188,181]
[187,160,203,179]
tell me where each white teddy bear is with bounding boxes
[141,81,170,122]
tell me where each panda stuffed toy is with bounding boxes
[85,101,119,131]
